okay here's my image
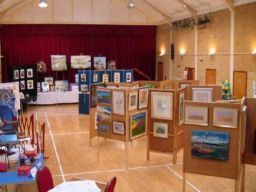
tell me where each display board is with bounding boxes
[160,80,200,90]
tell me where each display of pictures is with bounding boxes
[180,83,190,88]
[97,90,111,105]
[138,88,148,109]
[14,70,19,80]
[191,130,230,161]
[27,68,33,78]
[80,73,86,82]
[185,105,208,126]
[97,106,111,122]
[94,57,107,70]
[98,123,111,137]
[179,92,185,125]
[114,72,120,83]
[20,80,25,90]
[90,84,104,108]
[112,91,125,115]
[20,69,25,79]
[128,91,138,111]
[41,82,50,92]
[27,80,34,90]
[71,55,91,69]
[108,60,117,70]
[151,92,173,120]
[44,77,54,85]
[80,84,88,92]
[51,55,67,71]
[112,121,125,135]
[213,107,238,128]
[126,72,132,82]
[102,74,109,83]
[153,122,168,138]
[192,88,213,102]
[130,111,147,139]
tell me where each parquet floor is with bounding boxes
[4,104,256,192]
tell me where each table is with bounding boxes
[0,134,19,145]
[28,91,79,105]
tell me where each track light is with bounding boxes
[38,0,48,8]
[128,0,135,8]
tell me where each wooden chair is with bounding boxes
[36,166,54,192]
[36,123,46,158]
[18,114,35,145]
[104,177,117,192]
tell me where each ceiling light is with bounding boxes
[38,0,48,8]
[128,0,135,8]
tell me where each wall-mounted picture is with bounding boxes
[191,130,230,161]
[26,68,33,78]
[108,60,117,70]
[97,90,111,105]
[75,74,79,83]
[192,88,213,102]
[51,55,67,71]
[213,107,238,128]
[44,77,54,85]
[153,122,168,138]
[126,72,132,82]
[128,91,138,111]
[179,83,190,88]
[42,82,50,92]
[27,80,34,90]
[102,73,109,83]
[179,92,185,125]
[114,72,120,83]
[20,80,25,90]
[185,105,208,126]
[94,57,107,70]
[130,111,147,139]
[97,106,111,122]
[14,70,19,80]
[71,55,91,69]
[20,69,25,79]
[80,84,88,92]
[80,73,86,82]
[98,123,111,137]
[112,121,125,135]
[112,91,125,115]
[151,92,173,120]
[138,88,148,109]
[93,73,98,83]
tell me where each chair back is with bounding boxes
[104,177,117,192]
[36,166,54,192]
[18,114,35,144]
[36,123,46,156]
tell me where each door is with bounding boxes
[206,69,216,85]
[233,71,247,99]
[157,62,164,81]
[185,67,195,80]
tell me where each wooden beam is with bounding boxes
[224,0,234,11]
[177,0,197,20]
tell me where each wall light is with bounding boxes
[252,49,256,55]
[159,48,166,56]
[209,48,216,56]
[38,0,48,8]
[179,48,186,56]
[128,0,136,8]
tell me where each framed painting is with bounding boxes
[94,57,107,70]
[213,107,238,128]
[20,69,25,79]
[128,91,138,111]
[93,73,98,83]
[114,72,121,83]
[98,123,111,137]
[51,55,67,71]
[80,73,87,82]
[112,121,125,135]
[185,105,208,126]
[130,111,147,139]
[71,55,91,69]
[27,80,34,90]
[138,88,148,109]
[41,82,50,92]
[151,92,173,120]
[153,122,168,138]
[126,72,132,82]
[97,90,111,105]
[44,77,54,86]
[102,74,109,83]
[192,88,213,102]
[112,91,125,115]
[96,106,111,122]
[80,84,88,92]
[20,80,25,90]
[14,70,19,80]
[179,92,185,125]
[26,68,33,78]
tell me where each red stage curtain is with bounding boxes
[0,24,156,82]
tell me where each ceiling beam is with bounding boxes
[177,0,197,20]
[224,0,234,11]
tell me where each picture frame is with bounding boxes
[41,82,50,92]
[102,73,109,83]
[93,73,98,83]
[108,60,117,70]
[80,73,87,82]
[179,92,185,125]
[213,107,238,128]
[98,123,111,137]
[20,80,25,90]
[151,91,173,120]
[114,72,120,83]
[112,91,125,115]
[51,55,67,71]
[20,69,25,79]
[96,106,111,122]
[27,80,34,90]
[130,111,147,139]
[44,77,54,86]
[97,90,111,105]
[26,68,33,78]
[71,55,91,69]
[185,105,208,126]
[138,88,148,109]
[14,70,19,80]
[153,122,168,138]
[112,121,125,135]
[192,88,213,102]
[128,91,138,111]
[94,57,107,70]
[80,84,88,92]
[126,72,132,82]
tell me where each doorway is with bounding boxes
[233,71,247,99]
[205,69,216,85]
[185,67,195,80]
[157,62,164,81]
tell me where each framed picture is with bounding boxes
[108,60,117,70]
[138,88,148,109]
[112,91,125,115]
[75,74,79,83]
[179,83,190,88]
[14,70,19,80]
[153,122,168,138]
[128,91,138,111]
[51,55,67,71]
[41,82,50,92]
[213,107,238,128]
[97,106,111,122]
[94,57,107,70]
[90,84,104,108]
[185,105,208,126]
[27,80,34,90]
[126,72,132,82]
[26,68,33,78]
[114,72,120,83]
[112,121,125,135]
[44,77,54,85]
[98,123,111,137]
[80,84,88,92]
[20,69,25,79]
[80,73,87,82]
[192,88,213,102]
[191,130,230,161]
[20,80,25,90]
[102,74,109,83]
[151,92,173,120]
[71,55,91,69]
[93,73,98,83]
[97,90,111,105]
[179,92,185,125]
[130,111,147,139]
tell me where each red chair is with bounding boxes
[104,177,117,192]
[36,166,54,192]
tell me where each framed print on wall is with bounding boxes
[80,84,88,92]
[97,90,111,105]
[20,69,25,79]
[94,57,107,70]
[192,88,213,102]
[102,73,109,83]
[26,68,33,78]
[114,72,121,83]
[112,121,125,135]
[27,80,34,90]
[112,91,125,115]
[20,80,25,90]
[128,91,138,111]
[71,55,91,69]
[80,73,87,82]
[93,73,98,83]
[41,82,50,92]
[14,70,19,80]
[98,123,111,137]
[153,122,168,138]
[151,92,173,120]
[138,88,148,109]
[126,72,132,82]
[213,107,238,128]
[185,105,208,126]
[130,111,147,139]
[51,55,67,71]
[179,92,185,125]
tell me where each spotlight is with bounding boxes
[128,0,135,8]
[38,0,48,8]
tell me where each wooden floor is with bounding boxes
[4,104,256,192]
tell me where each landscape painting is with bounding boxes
[97,90,111,105]
[97,106,111,122]
[185,105,208,125]
[213,107,238,128]
[130,111,147,139]
[98,123,111,137]
[191,130,230,161]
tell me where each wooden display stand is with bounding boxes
[138,80,161,88]
[183,100,246,192]
[160,80,200,90]
[105,82,139,88]
[185,85,222,101]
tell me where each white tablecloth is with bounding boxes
[28,91,79,105]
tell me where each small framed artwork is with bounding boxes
[26,68,33,78]
[112,91,125,115]
[130,111,147,139]
[27,80,34,90]
[20,80,25,90]
[102,73,109,83]
[97,90,111,105]
[97,106,111,122]
[126,72,132,82]
[128,91,138,111]
[192,88,213,102]
[213,107,238,128]
[185,105,208,126]
[151,92,173,120]
[94,57,107,70]
[44,77,54,85]
[93,73,98,83]
[98,123,111,137]
[75,74,79,83]
[112,121,125,135]
[14,70,19,80]
[138,88,148,109]
[179,92,185,125]
[114,72,120,83]
[153,122,168,138]
[80,84,88,92]
[42,82,50,92]
[80,73,86,82]
[108,60,117,70]
[20,69,25,79]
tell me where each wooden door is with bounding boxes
[206,69,216,85]
[233,71,247,99]
[185,67,195,80]
[157,62,164,81]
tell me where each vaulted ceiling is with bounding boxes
[0,0,255,25]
